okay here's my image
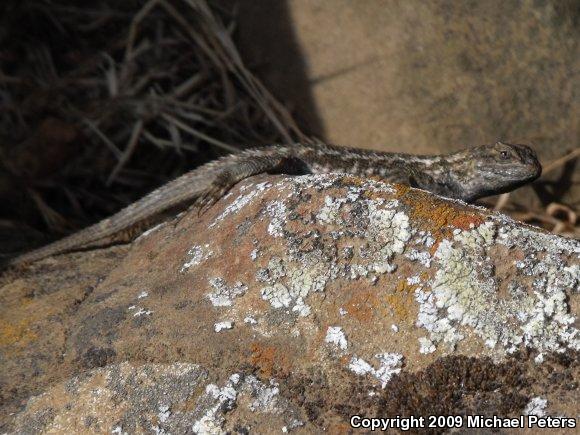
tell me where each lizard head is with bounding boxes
[450,141,542,201]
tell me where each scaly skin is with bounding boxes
[7,141,541,265]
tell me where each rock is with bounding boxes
[10,362,305,434]
[1,174,578,433]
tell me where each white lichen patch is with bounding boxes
[242,377,281,413]
[258,258,335,317]
[406,275,421,285]
[348,353,404,388]
[325,326,348,350]
[128,305,152,317]
[418,336,436,354]
[316,195,356,224]
[210,181,272,227]
[260,283,292,309]
[292,297,311,317]
[266,201,287,237]
[192,373,299,435]
[214,321,234,332]
[373,353,404,387]
[158,404,171,423]
[133,308,153,317]
[415,218,579,355]
[181,244,213,272]
[348,357,374,376]
[192,374,240,435]
[524,397,548,417]
[405,249,432,268]
[366,202,411,256]
[207,278,248,307]
[352,212,410,276]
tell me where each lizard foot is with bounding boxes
[194,177,234,215]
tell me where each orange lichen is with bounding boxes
[384,279,419,322]
[450,213,487,230]
[409,201,485,233]
[250,343,291,377]
[344,289,385,322]
[399,189,487,254]
[392,183,411,198]
[0,319,36,347]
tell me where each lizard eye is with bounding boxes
[499,150,510,160]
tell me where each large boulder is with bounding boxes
[1,174,578,433]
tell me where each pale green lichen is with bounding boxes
[416,217,579,355]
[259,260,334,316]
[255,178,411,316]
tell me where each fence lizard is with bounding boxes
[7,141,541,265]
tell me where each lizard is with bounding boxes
[6,141,541,266]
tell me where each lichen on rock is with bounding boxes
[2,173,578,432]
[250,176,413,317]
[207,278,247,307]
[202,173,578,363]
[416,216,579,355]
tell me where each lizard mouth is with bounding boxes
[506,167,541,184]
[515,144,542,180]
[519,158,542,182]
[532,159,542,179]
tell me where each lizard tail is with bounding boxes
[6,146,294,266]
[6,166,216,266]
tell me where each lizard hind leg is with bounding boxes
[193,154,300,215]
[194,170,237,215]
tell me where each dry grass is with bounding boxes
[0,0,309,242]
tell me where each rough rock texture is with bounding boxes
[1,174,578,433]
